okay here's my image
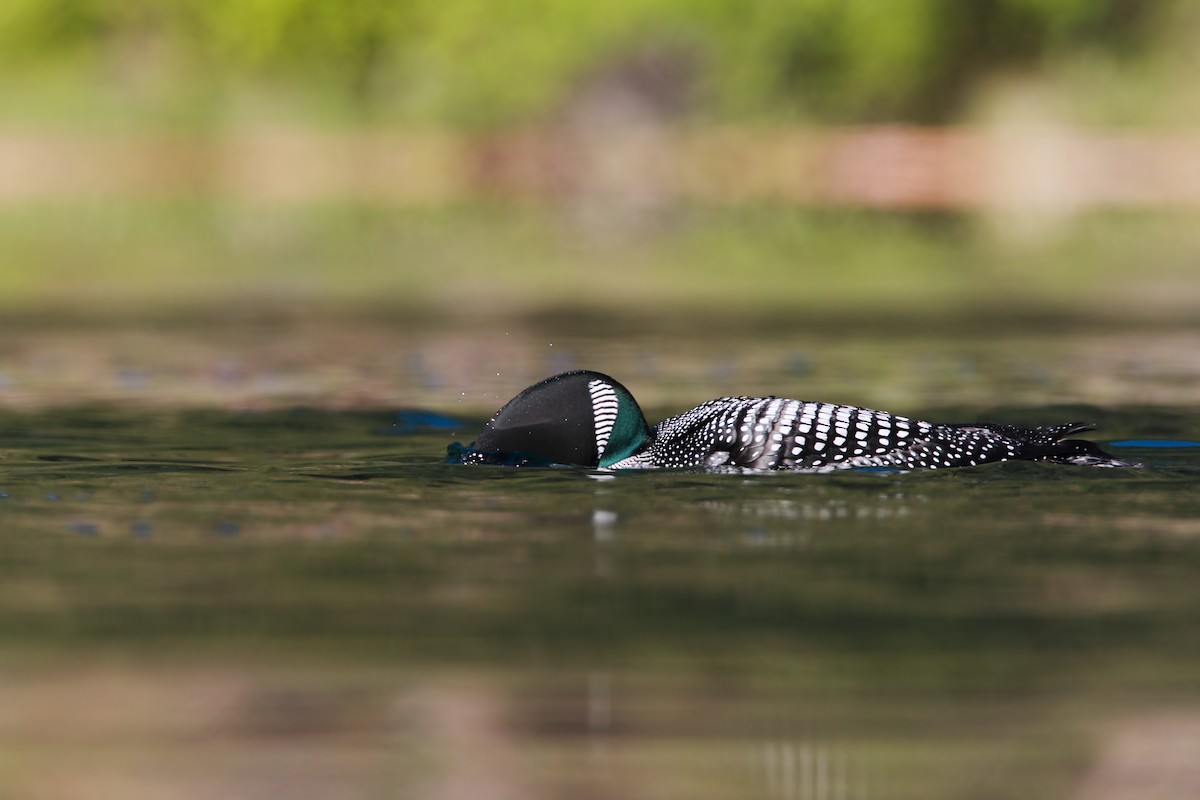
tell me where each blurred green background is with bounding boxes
[1,0,1198,334]
[1,0,1191,127]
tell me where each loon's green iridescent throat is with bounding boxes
[598,394,652,468]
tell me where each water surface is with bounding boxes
[2,405,1199,798]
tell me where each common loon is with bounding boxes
[461,370,1136,471]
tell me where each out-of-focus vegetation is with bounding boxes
[0,0,1193,127]
[1,0,1198,326]
[1,204,1197,325]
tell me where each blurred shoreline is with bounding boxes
[1,316,1196,412]
[3,125,1200,211]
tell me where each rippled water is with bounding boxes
[2,404,1199,798]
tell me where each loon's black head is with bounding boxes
[470,371,652,467]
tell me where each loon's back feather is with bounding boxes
[608,398,1132,471]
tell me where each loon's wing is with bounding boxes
[651,397,965,470]
[649,398,1124,471]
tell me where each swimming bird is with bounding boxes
[461,370,1135,471]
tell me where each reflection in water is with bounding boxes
[1,409,1199,799]
[705,492,915,529]
[593,509,618,578]
[755,741,868,800]
[1074,715,1200,800]
[592,508,618,542]
[588,671,613,733]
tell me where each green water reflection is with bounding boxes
[1,407,1198,799]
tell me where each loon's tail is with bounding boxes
[972,422,1141,468]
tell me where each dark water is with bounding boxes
[2,405,1200,799]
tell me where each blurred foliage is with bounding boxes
[1,203,1197,326]
[0,0,1182,126]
